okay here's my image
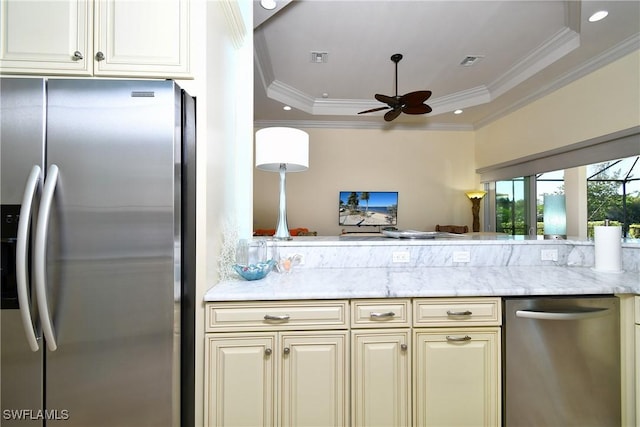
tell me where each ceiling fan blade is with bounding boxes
[374,94,398,106]
[402,104,433,115]
[384,108,402,122]
[401,90,432,106]
[357,106,390,115]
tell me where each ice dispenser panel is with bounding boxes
[1,205,21,309]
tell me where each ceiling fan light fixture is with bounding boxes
[588,10,608,22]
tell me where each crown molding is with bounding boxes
[218,0,247,49]
[254,119,474,132]
[474,36,640,129]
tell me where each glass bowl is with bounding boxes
[233,260,276,281]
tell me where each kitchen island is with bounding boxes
[206,235,640,301]
[204,236,639,427]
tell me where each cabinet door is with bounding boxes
[636,324,640,426]
[352,329,411,427]
[205,333,276,427]
[94,0,190,77]
[0,0,92,75]
[280,331,349,427]
[414,328,500,427]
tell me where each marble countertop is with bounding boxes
[205,266,640,302]
[268,234,640,247]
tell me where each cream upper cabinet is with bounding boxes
[94,0,190,77]
[0,0,191,78]
[0,0,93,75]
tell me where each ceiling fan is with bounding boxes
[358,53,432,122]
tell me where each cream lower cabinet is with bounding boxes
[204,301,349,427]
[351,299,412,426]
[413,298,501,427]
[634,295,640,426]
[413,328,500,426]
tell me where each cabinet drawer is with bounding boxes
[413,297,501,327]
[206,300,349,332]
[351,299,411,328]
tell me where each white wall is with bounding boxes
[253,128,478,235]
[188,0,253,424]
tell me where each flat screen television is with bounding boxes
[338,191,398,226]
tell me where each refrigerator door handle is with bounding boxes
[16,165,42,352]
[515,308,610,321]
[34,164,59,351]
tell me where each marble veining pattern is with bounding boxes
[206,237,639,302]
[205,266,639,301]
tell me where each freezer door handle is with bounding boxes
[515,308,611,321]
[16,165,42,352]
[34,164,59,351]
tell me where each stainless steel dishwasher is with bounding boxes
[503,296,620,426]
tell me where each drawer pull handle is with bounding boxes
[264,314,290,321]
[264,348,272,356]
[400,344,408,351]
[370,311,395,318]
[446,335,472,342]
[446,310,472,316]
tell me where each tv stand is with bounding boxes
[340,226,397,236]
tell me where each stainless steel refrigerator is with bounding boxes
[0,78,196,426]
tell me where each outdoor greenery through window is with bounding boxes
[496,177,529,235]
[493,155,639,238]
[587,155,639,238]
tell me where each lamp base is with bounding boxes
[544,234,566,240]
[273,164,291,240]
[273,234,292,241]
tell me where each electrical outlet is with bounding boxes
[453,251,471,263]
[392,251,410,263]
[540,249,558,261]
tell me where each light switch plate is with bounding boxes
[453,251,471,263]
[392,251,410,263]
[540,249,558,261]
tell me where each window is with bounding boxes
[495,177,531,235]
[536,170,564,236]
[587,155,640,238]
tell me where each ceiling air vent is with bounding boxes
[460,55,484,67]
[310,51,328,63]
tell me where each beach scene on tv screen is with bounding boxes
[339,191,398,226]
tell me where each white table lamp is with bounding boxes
[255,127,309,240]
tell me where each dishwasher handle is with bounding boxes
[515,307,611,321]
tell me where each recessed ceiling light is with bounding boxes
[588,10,608,22]
[283,105,291,111]
[454,109,463,115]
[260,0,276,10]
